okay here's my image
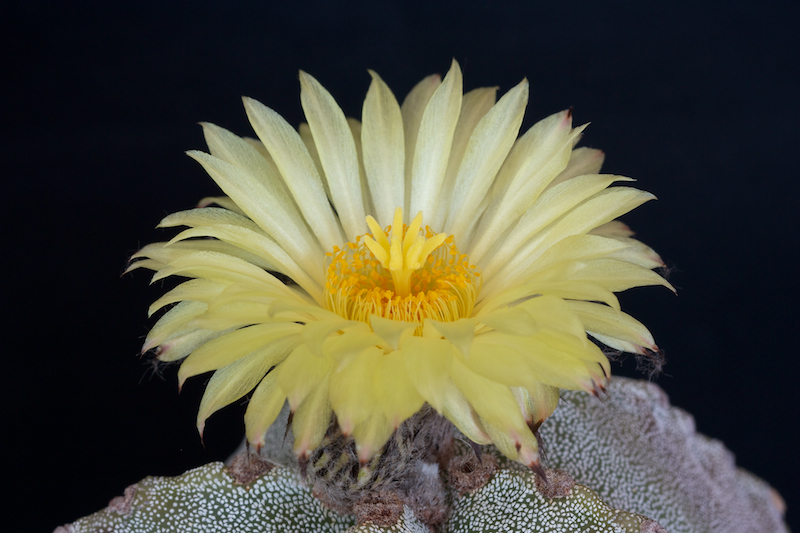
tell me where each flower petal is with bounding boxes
[401,336,454,412]
[178,324,302,387]
[244,371,286,451]
[197,195,245,215]
[300,71,367,241]
[302,319,361,358]
[568,300,658,353]
[370,314,419,351]
[445,79,528,239]
[166,225,322,301]
[372,350,425,429]
[329,347,381,434]
[362,70,406,227]
[480,174,632,279]
[565,258,675,293]
[400,73,441,212]
[512,384,560,427]
[243,96,346,250]
[292,376,332,458]
[483,186,656,296]
[197,344,291,436]
[187,150,325,275]
[448,359,537,460]
[148,279,227,318]
[201,122,300,221]
[546,146,605,189]
[410,59,463,224]
[424,317,477,358]
[430,86,498,229]
[353,413,394,463]
[276,344,334,411]
[469,109,585,262]
[143,300,208,352]
[440,382,491,445]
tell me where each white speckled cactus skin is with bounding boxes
[57,379,788,533]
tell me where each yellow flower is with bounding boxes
[129,60,671,469]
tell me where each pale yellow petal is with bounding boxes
[423,318,477,358]
[151,251,295,295]
[445,79,528,239]
[471,332,596,391]
[329,347,381,434]
[401,73,441,212]
[266,297,346,322]
[525,235,631,279]
[464,338,539,389]
[476,279,621,316]
[546,146,605,189]
[300,72,366,241]
[148,279,227,318]
[124,258,165,275]
[196,195,246,214]
[568,300,657,353]
[476,294,586,341]
[275,344,334,410]
[401,336,454,412]
[469,110,585,263]
[448,359,536,458]
[480,416,539,467]
[243,96,346,250]
[158,206,263,232]
[132,240,272,273]
[431,86,498,229]
[292,376,332,458]
[178,325,301,386]
[480,174,632,280]
[483,187,656,297]
[589,220,635,237]
[298,123,330,199]
[441,382,492,445]
[166,224,323,301]
[347,118,375,219]
[301,319,360,357]
[588,332,647,355]
[154,328,230,363]
[511,384,560,426]
[410,59,463,224]
[362,71,405,227]
[323,327,386,362]
[353,413,395,463]
[372,350,425,429]
[201,122,300,219]
[602,236,665,269]
[143,300,208,352]
[245,372,286,451]
[565,258,674,293]
[369,315,418,350]
[197,345,287,436]
[187,150,325,275]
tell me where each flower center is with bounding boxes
[324,208,481,325]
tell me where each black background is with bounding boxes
[4,1,799,531]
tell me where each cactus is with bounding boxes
[56,378,787,533]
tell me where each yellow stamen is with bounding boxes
[324,208,481,328]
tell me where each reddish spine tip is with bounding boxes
[530,461,547,483]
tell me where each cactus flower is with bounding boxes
[128,59,671,471]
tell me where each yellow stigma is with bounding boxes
[324,207,481,325]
